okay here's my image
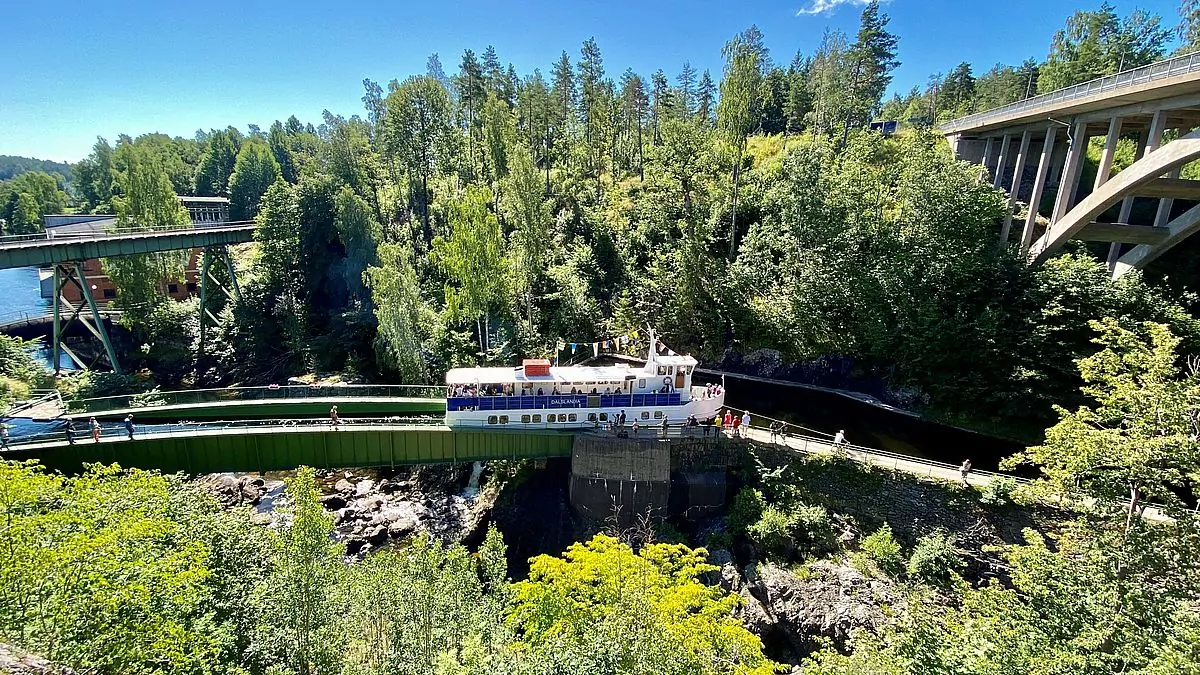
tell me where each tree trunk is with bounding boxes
[728,159,741,261]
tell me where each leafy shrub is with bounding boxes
[727,487,766,534]
[860,523,904,578]
[793,503,836,553]
[747,505,796,557]
[907,530,963,584]
[979,476,1018,507]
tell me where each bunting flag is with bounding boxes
[570,343,577,354]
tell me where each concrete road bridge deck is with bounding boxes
[941,51,1200,276]
[0,223,255,270]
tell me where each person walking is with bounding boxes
[715,414,723,436]
[687,414,698,436]
[703,416,712,437]
[740,411,751,438]
[90,417,101,443]
[65,419,76,445]
[631,419,639,436]
[769,420,780,443]
[832,429,847,446]
[731,413,741,438]
[330,405,340,430]
[123,415,135,440]
[618,410,627,428]
[722,410,733,436]
[661,416,669,438]
[960,458,973,484]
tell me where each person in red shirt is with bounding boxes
[723,410,733,435]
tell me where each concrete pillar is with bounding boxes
[1021,126,1058,255]
[993,133,1013,189]
[1051,120,1089,224]
[1093,117,1123,191]
[1116,129,1148,224]
[1154,166,1182,228]
[1000,130,1032,244]
[981,137,996,183]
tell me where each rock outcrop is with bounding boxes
[0,643,73,675]
[738,561,902,659]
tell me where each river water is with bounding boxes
[0,266,75,369]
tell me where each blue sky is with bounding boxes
[0,0,1185,162]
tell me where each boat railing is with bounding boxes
[447,392,682,411]
[71,384,447,414]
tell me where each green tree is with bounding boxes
[511,534,778,675]
[250,466,345,675]
[104,141,192,321]
[366,242,429,382]
[228,139,282,220]
[431,186,508,354]
[717,33,761,260]
[1038,3,1171,93]
[193,128,242,196]
[382,75,457,239]
[501,143,552,338]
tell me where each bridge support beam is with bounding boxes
[1051,119,1089,225]
[196,246,241,367]
[980,137,996,183]
[1109,112,1169,269]
[1021,126,1058,254]
[51,262,120,375]
[1000,130,1032,244]
[992,133,1013,189]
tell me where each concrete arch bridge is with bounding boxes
[941,51,1200,277]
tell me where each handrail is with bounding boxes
[2,390,63,419]
[70,383,448,414]
[0,222,256,246]
[941,51,1200,133]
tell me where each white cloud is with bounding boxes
[796,0,887,16]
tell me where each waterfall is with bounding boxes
[463,461,485,499]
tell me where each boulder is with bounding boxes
[388,518,418,538]
[196,474,243,506]
[355,479,376,496]
[748,561,900,653]
[319,494,347,511]
[335,507,359,524]
[366,525,389,546]
[718,563,742,594]
[334,478,355,494]
[0,643,75,674]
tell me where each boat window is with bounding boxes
[653,411,663,419]
[638,379,645,389]
[521,414,531,423]
[641,411,650,419]
[588,413,597,421]
[499,415,509,424]
[599,413,608,421]
[657,366,667,375]
[568,413,577,422]
[487,415,498,425]
[533,414,542,423]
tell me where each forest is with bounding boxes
[1,1,1200,674]
[1,1,1195,439]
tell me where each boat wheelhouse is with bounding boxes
[444,336,724,429]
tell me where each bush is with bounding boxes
[747,505,796,557]
[907,530,963,584]
[727,487,766,534]
[793,503,836,553]
[860,523,904,578]
[979,476,1018,507]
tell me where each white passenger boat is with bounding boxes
[444,334,725,429]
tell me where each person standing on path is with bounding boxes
[90,417,101,443]
[123,415,135,440]
[330,405,340,430]
[833,429,847,446]
[65,419,76,445]
[723,410,733,436]
[661,416,669,438]
[740,411,751,438]
[731,414,741,437]
[960,458,973,484]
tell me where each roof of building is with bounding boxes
[179,196,230,204]
[447,363,640,385]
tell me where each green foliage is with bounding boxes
[726,487,765,534]
[366,242,430,382]
[859,523,904,578]
[0,171,67,234]
[511,534,778,675]
[906,530,963,585]
[978,476,1018,507]
[1038,4,1170,93]
[0,334,44,407]
[228,139,282,220]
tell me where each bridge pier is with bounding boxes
[568,434,736,525]
[51,262,120,374]
[196,245,241,367]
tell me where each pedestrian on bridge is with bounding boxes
[65,419,76,445]
[90,417,101,443]
[124,415,135,440]
[833,429,847,446]
[740,412,751,438]
[330,406,341,430]
[661,416,669,438]
[960,458,973,485]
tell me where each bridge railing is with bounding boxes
[941,50,1200,133]
[0,221,256,247]
[71,384,448,414]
